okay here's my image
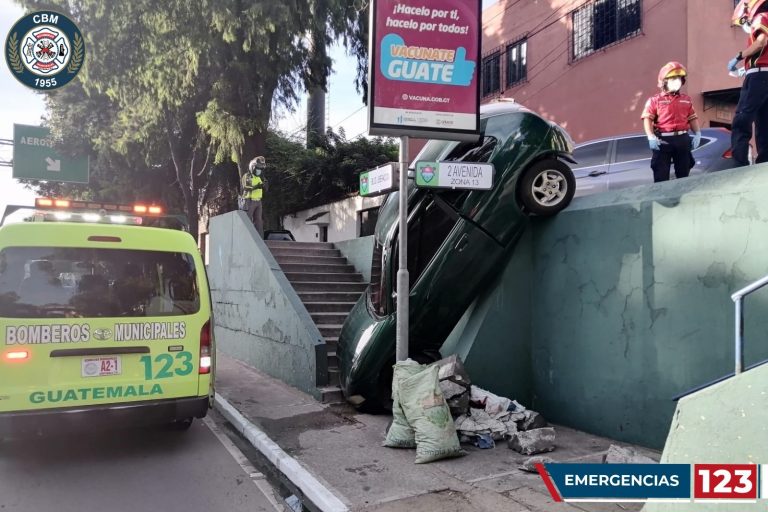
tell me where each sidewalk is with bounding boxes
[215,353,659,512]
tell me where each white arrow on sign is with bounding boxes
[45,157,61,172]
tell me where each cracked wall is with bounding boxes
[446,165,768,448]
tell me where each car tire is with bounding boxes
[518,159,576,216]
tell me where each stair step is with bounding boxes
[319,385,344,404]
[274,255,348,265]
[311,312,348,324]
[303,302,358,313]
[298,291,364,303]
[280,263,355,274]
[328,367,341,386]
[324,337,339,350]
[319,325,344,338]
[265,241,335,250]
[285,272,362,283]
[269,248,341,258]
[292,282,368,293]
[327,351,340,368]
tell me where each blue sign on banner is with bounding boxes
[543,464,692,500]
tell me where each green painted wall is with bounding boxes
[335,235,375,282]
[209,212,326,398]
[644,363,768,512]
[445,165,768,448]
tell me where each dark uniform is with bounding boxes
[641,93,698,182]
[732,12,768,167]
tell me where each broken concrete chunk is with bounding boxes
[518,410,548,431]
[439,380,467,400]
[519,456,555,473]
[435,355,471,386]
[508,427,556,455]
[603,444,658,464]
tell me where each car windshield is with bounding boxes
[0,247,200,318]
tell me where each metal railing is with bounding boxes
[731,274,768,374]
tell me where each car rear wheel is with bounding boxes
[519,159,576,216]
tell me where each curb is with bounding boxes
[214,393,350,512]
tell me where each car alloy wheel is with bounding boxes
[531,169,568,207]
[518,159,576,216]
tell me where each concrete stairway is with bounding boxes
[265,240,367,403]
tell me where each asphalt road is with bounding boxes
[0,415,281,512]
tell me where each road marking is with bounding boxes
[203,416,284,511]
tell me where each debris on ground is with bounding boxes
[435,355,471,417]
[472,433,495,449]
[603,444,658,464]
[519,456,555,473]
[508,427,557,455]
[518,410,548,431]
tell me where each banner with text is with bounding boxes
[368,0,481,140]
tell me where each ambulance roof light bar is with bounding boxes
[35,198,163,216]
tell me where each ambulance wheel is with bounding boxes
[518,159,575,216]
[169,417,194,431]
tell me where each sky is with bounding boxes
[0,0,499,213]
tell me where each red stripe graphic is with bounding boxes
[535,463,563,503]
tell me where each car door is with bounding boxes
[571,141,612,197]
[607,136,654,191]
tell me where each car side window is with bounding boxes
[615,137,651,163]
[573,141,610,168]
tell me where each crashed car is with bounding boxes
[339,101,576,410]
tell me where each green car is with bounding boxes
[339,102,576,410]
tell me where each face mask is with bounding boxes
[667,78,682,92]
[255,168,262,176]
[743,22,752,34]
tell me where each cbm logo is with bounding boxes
[4,11,85,90]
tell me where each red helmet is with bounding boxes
[733,0,767,25]
[657,62,687,88]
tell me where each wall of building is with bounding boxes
[442,164,768,448]
[335,235,376,282]
[481,0,743,142]
[208,211,327,398]
[282,195,385,243]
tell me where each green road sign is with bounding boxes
[415,160,494,190]
[13,124,89,184]
[360,162,399,197]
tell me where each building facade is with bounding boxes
[282,194,385,243]
[481,0,744,143]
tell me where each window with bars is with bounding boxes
[481,51,501,96]
[572,0,642,61]
[506,39,527,87]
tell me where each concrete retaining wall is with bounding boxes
[445,165,768,448]
[335,236,375,283]
[209,211,326,398]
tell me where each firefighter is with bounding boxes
[641,62,701,183]
[729,0,768,167]
[241,156,266,237]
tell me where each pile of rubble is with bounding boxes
[436,355,556,455]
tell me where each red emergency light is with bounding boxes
[35,198,164,216]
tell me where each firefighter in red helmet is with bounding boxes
[641,62,701,183]
[729,0,768,167]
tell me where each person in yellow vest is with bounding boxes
[241,156,266,237]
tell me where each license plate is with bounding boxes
[81,357,121,377]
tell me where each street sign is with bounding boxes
[12,124,89,183]
[360,162,400,197]
[415,161,494,190]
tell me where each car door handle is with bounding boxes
[454,233,470,252]
[588,170,607,177]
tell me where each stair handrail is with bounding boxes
[731,273,768,374]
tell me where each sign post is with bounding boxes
[12,124,89,184]
[368,0,481,361]
[415,161,494,190]
[359,162,400,197]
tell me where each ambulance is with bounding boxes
[0,199,214,435]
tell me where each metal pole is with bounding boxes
[735,297,744,375]
[395,136,410,362]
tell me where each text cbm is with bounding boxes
[33,14,59,24]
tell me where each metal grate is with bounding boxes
[571,0,642,62]
[481,51,501,96]
[506,38,528,88]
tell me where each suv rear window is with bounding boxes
[0,247,200,318]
